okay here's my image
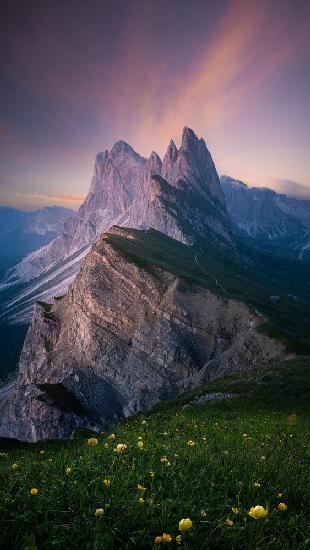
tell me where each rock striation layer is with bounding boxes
[0,228,285,441]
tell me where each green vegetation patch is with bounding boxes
[0,357,310,549]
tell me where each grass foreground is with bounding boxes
[0,357,310,549]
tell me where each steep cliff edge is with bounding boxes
[0,228,285,441]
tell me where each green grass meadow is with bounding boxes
[0,357,310,549]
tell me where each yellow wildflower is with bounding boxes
[137,484,147,492]
[232,506,239,514]
[187,440,196,447]
[200,510,208,517]
[87,438,98,446]
[278,502,288,511]
[287,414,297,425]
[248,505,268,519]
[155,536,163,544]
[30,488,38,495]
[137,441,144,449]
[0,452,8,458]
[160,456,168,463]
[108,433,116,440]
[176,535,182,544]
[103,479,111,487]
[225,518,233,526]
[95,508,104,517]
[65,467,72,475]
[138,497,144,504]
[114,443,128,453]
[254,482,261,487]
[103,443,109,449]
[162,533,172,543]
[261,455,266,460]
[179,518,193,532]
[11,463,18,470]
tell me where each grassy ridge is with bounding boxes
[0,357,310,549]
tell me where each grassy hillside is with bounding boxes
[1,357,310,549]
[106,228,310,353]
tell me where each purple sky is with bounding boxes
[0,0,310,210]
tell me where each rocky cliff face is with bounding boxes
[0,228,285,441]
[221,175,310,260]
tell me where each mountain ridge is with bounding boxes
[0,205,75,267]
[221,175,310,260]
[0,226,286,441]
[1,127,232,324]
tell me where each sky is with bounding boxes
[0,0,309,210]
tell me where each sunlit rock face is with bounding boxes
[0,228,285,442]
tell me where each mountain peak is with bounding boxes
[181,127,198,150]
[165,139,178,162]
[147,151,162,175]
[110,140,138,158]
[220,175,248,190]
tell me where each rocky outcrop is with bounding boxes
[0,228,285,441]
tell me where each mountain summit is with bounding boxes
[1,128,232,323]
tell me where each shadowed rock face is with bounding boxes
[221,175,310,260]
[0,228,285,441]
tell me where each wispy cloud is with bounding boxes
[1,0,309,207]
[15,192,85,204]
[115,0,310,156]
[257,178,310,198]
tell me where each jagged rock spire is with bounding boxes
[147,151,162,175]
[181,126,199,150]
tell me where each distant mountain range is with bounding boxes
[221,176,310,261]
[0,205,75,275]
